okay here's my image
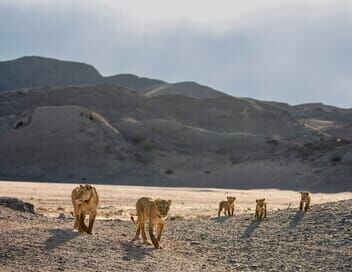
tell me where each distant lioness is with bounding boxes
[71,184,99,234]
[218,196,236,217]
[255,199,267,220]
[299,192,311,212]
[131,197,172,249]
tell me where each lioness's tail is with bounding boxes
[131,215,137,224]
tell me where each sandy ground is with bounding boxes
[0,199,351,271]
[0,180,351,220]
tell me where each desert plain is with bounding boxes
[1,180,351,271]
[0,180,351,220]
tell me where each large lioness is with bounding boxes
[218,196,236,217]
[71,184,99,234]
[131,197,172,249]
[299,191,311,212]
[255,198,267,220]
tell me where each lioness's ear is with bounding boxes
[86,184,92,190]
[227,196,230,200]
[167,200,172,205]
[154,199,160,205]
[263,198,266,201]
[80,184,84,188]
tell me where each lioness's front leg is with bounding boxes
[87,211,96,234]
[231,207,234,216]
[73,205,79,230]
[217,207,222,217]
[78,212,88,233]
[304,200,310,212]
[73,218,79,230]
[78,211,88,233]
[133,221,141,241]
[156,222,164,242]
[140,219,150,245]
[149,223,160,249]
[299,200,304,211]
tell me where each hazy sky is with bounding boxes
[1,0,352,107]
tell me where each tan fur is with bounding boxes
[218,196,236,217]
[131,197,171,249]
[300,192,311,212]
[71,184,99,234]
[255,198,267,220]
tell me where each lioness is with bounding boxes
[131,197,172,249]
[299,191,311,212]
[218,196,236,217]
[255,198,267,220]
[71,184,99,234]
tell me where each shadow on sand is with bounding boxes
[289,211,305,228]
[212,216,232,223]
[241,219,262,239]
[45,229,79,250]
[119,240,154,261]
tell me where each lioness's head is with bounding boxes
[75,184,93,204]
[256,198,266,207]
[154,199,172,217]
[300,191,310,200]
[227,196,236,204]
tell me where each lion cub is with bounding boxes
[131,197,172,249]
[218,196,236,217]
[71,184,99,234]
[255,198,267,220]
[299,192,311,212]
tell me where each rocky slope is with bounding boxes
[0,199,351,271]
[0,84,351,191]
[0,105,158,183]
[104,73,166,94]
[0,56,351,191]
[145,81,227,99]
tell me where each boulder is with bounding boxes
[0,197,35,214]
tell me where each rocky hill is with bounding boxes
[0,57,351,191]
[0,199,351,271]
[0,56,225,99]
[0,56,102,90]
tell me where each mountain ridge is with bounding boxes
[0,56,227,99]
